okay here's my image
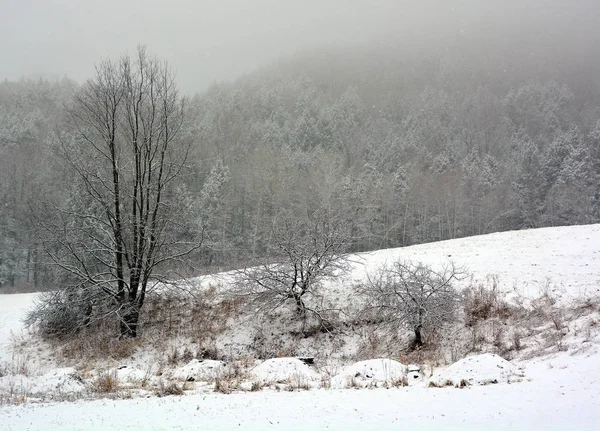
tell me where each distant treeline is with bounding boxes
[2,31,600,290]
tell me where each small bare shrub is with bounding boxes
[392,376,408,387]
[25,287,115,340]
[181,346,194,363]
[156,380,184,396]
[214,378,231,394]
[512,331,523,351]
[93,370,119,393]
[428,379,454,388]
[232,210,352,318]
[463,283,513,327]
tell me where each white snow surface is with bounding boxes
[348,224,600,302]
[0,367,88,396]
[113,366,148,384]
[0,293,37,364]
[172,359,228,381]
[331,358,407,389]
[1,351,598,430]
[430,353,524,386]
[251,357,321,386]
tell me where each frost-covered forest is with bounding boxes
[3,3,600,428]
[1,10,600,291]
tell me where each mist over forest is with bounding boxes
[2,0,600,292]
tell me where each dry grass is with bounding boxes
[141,290,239,360]
[155,380,184,397]
[463,283,515,327]
[214,378,232,394]
[428,379,454,388]
[56,330,141,363]
[39,288,237,366]
[403,345,446,367]
[93,370,119,393]
[391,376,408,387]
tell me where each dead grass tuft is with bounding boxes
[214,378,232,394]
[463,283,515,327]
[93,370,119,393]
[428,379,454,388]
[156,380,184,396]
[57,330,140,362]
[141,290,236,359]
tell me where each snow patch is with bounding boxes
[172,359,228,381]
[430,353,524,387]
[113,366,149,384]
[331,359,407,389]
[0,367,88,396]
[251,358,320,386]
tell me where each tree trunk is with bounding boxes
[294,294,306,317]
[33,248,39,289]
[120,306,140,339]
[413,324,423,349]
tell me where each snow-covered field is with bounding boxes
[0,293,37,364]
[349,224,600,301]
[1,225,600,430]
[1,351,598,431]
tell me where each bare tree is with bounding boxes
[234,206,351,320]
[37,47,202,338]
[359,260,464,348]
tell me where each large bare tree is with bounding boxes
[40,47,202,338]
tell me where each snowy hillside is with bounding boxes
[345,224,600,300]
[1,224,600,430]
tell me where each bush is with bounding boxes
[463,283,513,327]
[359,260,464,349]
[156,380,184,396]
[93,370,119,393]
[25,287,115,339]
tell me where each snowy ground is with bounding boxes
[348,224,600,301]
[185,224,600,297]
[1,351,598,431]
[1,225,600,429]
[0,294,37,365]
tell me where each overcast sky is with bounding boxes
[0,0,413,93]
[1,0,598,94]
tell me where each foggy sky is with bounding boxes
[1,0,599,95]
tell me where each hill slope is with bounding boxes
[1,224,599,429]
